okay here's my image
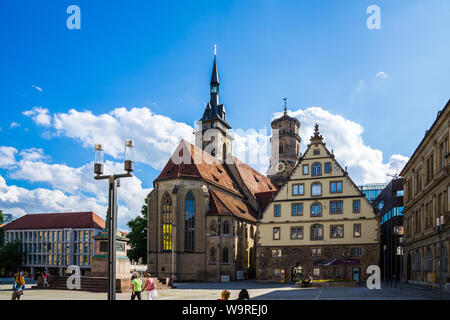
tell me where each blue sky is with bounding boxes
[0,0,449,229]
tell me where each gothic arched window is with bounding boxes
[161,193,173,252]
[185,192,195,252]
[312,163,322,176]
[222,247,229,263]
[310,224,323,240]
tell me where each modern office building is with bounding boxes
[2,212,105,276]
[373,178,404,285]
[400,100,449,288]
[257,124,379,283]
[359,183,388,205]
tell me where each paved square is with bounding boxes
[0,281,449,300]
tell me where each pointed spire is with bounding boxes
[283,97,287,115]
[210,45,219,85]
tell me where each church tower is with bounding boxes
[194,46,233,163]
[267,99,301,187]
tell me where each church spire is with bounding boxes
[210,45,220,107]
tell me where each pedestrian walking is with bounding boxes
[131,274,143,300]
[43,271,50,288]
[142,272,158,300]
[11,272,25,300]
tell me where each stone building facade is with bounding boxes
[147,53,277,282]
[257,125,379,283]
[400,100,449,287]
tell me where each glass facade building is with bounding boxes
[358,183,388,204]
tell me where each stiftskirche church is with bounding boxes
[147,52,281,282]
[147,51,378,283]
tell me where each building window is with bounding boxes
[353,224,361,238]
[330,225,344,238]
[279,142,284,155]
[273,268,281,278]
[274,204,281,217]
[273,227,280,240]
[303,165,309,175]
[222,247,229,263]
[290,227,303,240]
[162,193,173,252]
[311,203,322,217]
[310,224,323,240]
[350,248,362,257]
[353,200,361,213]
[325,162,332,174]
[313,149,320,156]
[291,203,303,216]
[185,192,195,252]
[333,267,340,277]
[330,181,343,193]
[311,183,322,196]
[312,248,322,257]
[313,268,320,276]
[312,163,322,176]
[223,221,230,235]
[292,184,304,196]
[272,249,282,257]
[330,201,343,214]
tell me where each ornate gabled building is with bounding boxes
[257,124,379,283]
[147,53,277,282]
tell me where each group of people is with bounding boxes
[130,271,158,300]
[218,289,250,300]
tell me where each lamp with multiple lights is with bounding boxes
[93,139,134,300]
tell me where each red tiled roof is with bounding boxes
[255,190,278,213]
[156,140,243,195]
[2,212,105,231]
[231,156,278,195]
[209,189,257,222]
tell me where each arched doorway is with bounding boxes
[291,265,303,282]
[407,254,412,281]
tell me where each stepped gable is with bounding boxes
[208,188,257,222]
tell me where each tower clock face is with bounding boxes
[275,160,287,174]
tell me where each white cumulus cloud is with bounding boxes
[376,71,389,79]
[23,107,52,127]
[0,146,18,169]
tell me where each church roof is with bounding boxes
[155,140,243,195]
[155,140,278,208]
[208,189,257,222]
[271,113,300,127]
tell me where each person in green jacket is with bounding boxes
[131,273,143,300]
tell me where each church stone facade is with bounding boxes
[147,53,277,282]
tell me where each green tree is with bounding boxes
[0,210,5,248]
[126,198,148,264]
[0,239,23,275]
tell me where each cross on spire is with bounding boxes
[214,44,217,56]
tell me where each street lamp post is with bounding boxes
[398,236,403,290]
[383,245,387,286]
[436,215,444,300]
[94,140,134,300]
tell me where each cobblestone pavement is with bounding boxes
[0,281,448,300]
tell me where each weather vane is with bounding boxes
[283,97,287,114]
[214,44,217,56]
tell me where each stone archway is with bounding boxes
[291,264,304,282]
